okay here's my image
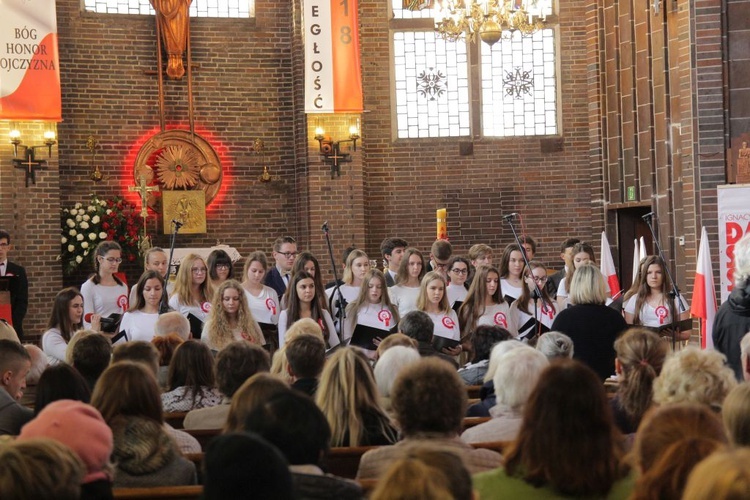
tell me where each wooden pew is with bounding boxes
[163,412,188,430]
[461,416,491,431]
[324,445,379,479]
[182,428,221,450]
[113,485,203,499]
[466,384,483,399]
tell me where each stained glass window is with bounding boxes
[83,0,253,18]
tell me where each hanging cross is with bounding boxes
[12,148,47,187]
[129,175,161,219]
[321,142,351,178]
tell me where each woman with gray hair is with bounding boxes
[550,264,628,380]
[714,233,750,380]
[373,345,421,414]
[535,331,574,360]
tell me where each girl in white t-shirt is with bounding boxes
[388,248,426,318]
[168,253,215,334]
[278,271,339,349]
[241,251,280,346]
[81,241,129,330]
[344,269,399,350]
[417,271,461,355]
[129,247,170,307]
[328,249,370,339]
[281,252,329,312]
[499,244,525,303]
[42,287,85,364]
[624,255,690,339]
[446,256,470,309]
[118,271,164,344]
[510,261,557,342]
[557,242,597,309]
[459,265,517,357]
[202,280,265,352]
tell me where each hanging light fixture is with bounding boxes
[432,0,551,46]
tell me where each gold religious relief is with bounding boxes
[155,145,201,189]
[162,190,206,234]
[738,141,750,184]
[150,0,192,79]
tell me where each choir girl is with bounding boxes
[624,255,690,340]
[388,248,426,318]
[510,261,558,342]
[556,241,596,308]
[284,252,328,311]
[344,269,399,350]
[327,249,370,337]
[241,251,280,344]
[459,265,518,349]
[499,244,526,302]
[278,271,338,348]
[207,249,233,288]
[446,256,470,309]
[168,253,214,331]
[416,271,461,355]
[42,287,85,365]
[129,247,169,306]
[118,271,164,343]
[202,280,265,351]
[81,241,129,329]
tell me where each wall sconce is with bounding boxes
[254,138,278,183]
[314,121,360,178]
[87,135,104,182]
[10,124,56,187]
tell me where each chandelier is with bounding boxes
[432,0,551,46]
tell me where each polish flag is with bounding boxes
[600,232,621,299]
[639,236,648,260]
[691,227,717,349]
[631,238,641,285]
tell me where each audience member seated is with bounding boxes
[271,318,324,384]
[683,448,750,500]
[34,363,91,416]
[721,382,750,447]
[398,310,458,368]
[19,400,114,499]
[202,432,295,500]
[110,345,202,453]
[0,438,85,500]
[473,359,632,499]
[41,287,84,365]
[161,340,222,412]
[316,347,397,447]
[184,341,270,430]
[534,330,574,360]
[466,339,524,417]
[154,311,191,341]
[373,345,420,414]
[630,403,727,499]
[224,373,289,433]
[610,328,667,434]
[0,318,20,343]
[653,347,737,410]
[71,333,112,393]
[286,333,326,397]
[370,444,473,500]
[357,357,502,479]
[245,390,363,500]
[91,362,197,487]
[374,332,417,360]
[461,346,548,443]
[458,325,511,385]
[20,344,48,407]
[0,339,32,435]
[65,329,98,365]
[151,334,184,389]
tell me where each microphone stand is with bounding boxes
[159,220,183,314]
[322,222,345,347]
[642,212,686,350]
[503,213,548,341]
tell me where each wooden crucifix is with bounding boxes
[321,142,352,178]
[129,175,161,219]
[12,148,47,187]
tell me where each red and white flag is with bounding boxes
[631,238,640,285]
[691,227,717,349]
[600,231,621,299]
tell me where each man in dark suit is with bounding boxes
[0,230,28,340]
[380,237,408,287]
[264,235,298,297]
[546,237,580,299]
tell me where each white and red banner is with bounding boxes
[304,0,363,113]
[717,184,750,302]
[691,227,717,349]
[600,231,621,299]
[0,0,61,120]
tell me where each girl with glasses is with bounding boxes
[446,256,470,310]
[169,253,215,338]
[207,249,233,288]
[81,240,129,330]
[510,261,557,342]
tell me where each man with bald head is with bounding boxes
[155,311,191,340]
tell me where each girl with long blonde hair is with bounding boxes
[315,347,397,447]
[203,280,264,351]
[168,254,214,333]
[344,269,399,351]
[417,272,461,352]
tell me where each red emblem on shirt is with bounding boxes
[265,298,277,315]
[378,310,392,327]
[655,305,668,325]
[541,304,554,320]
[442,316,455,329]
[117,295,128,310]
[494,312,508,328]
[201,301,211,313]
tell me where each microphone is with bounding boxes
[172,219,184,228]
[321,221,329,232]
[642,212,655,221]
[502,213,518,220]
